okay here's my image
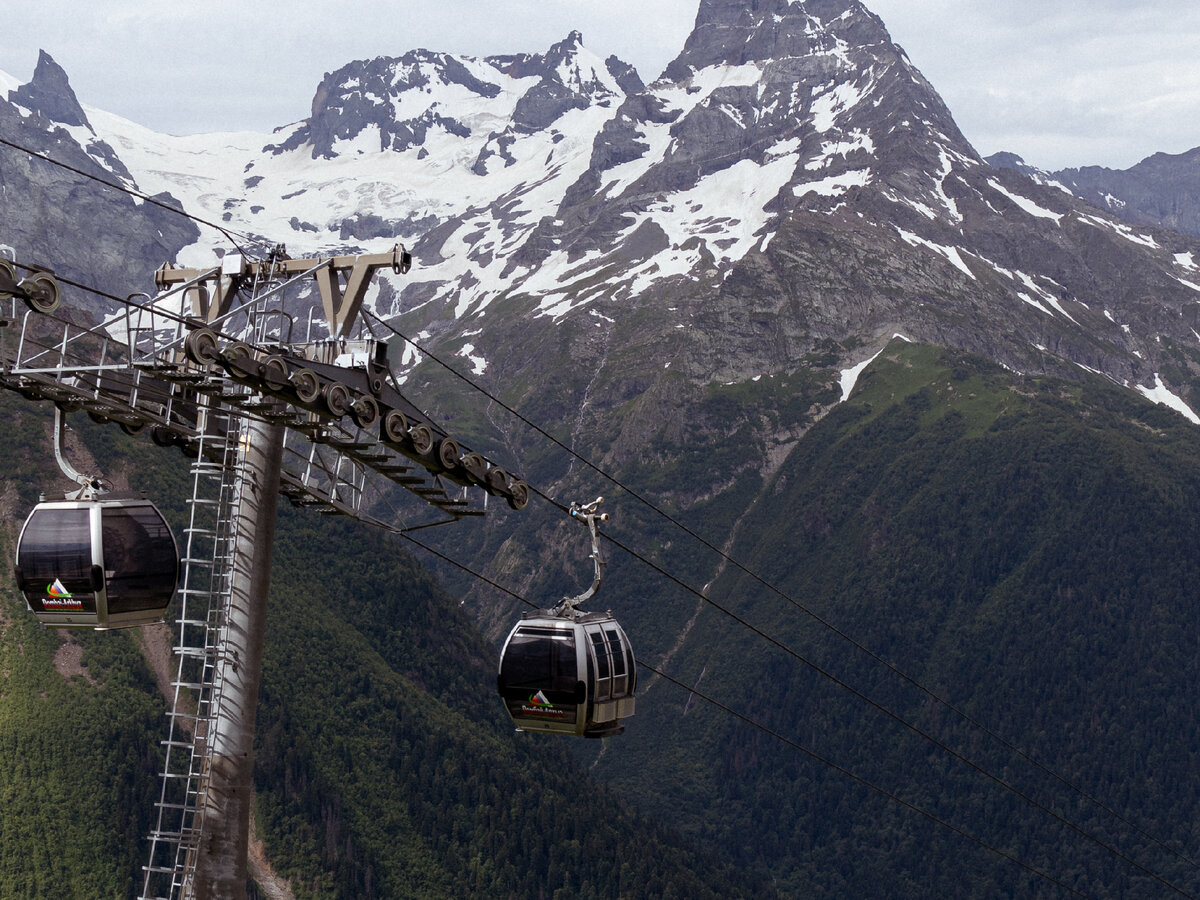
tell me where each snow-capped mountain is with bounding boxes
[84,32,642,265]
[7,0,1200,417]
[44,0,1193,417]
[0,52,198,299]
[4,0,1195,424]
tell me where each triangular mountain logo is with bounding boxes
[46,578,72,598]
[528,691,551,706]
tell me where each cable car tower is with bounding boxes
[0,245,528,900]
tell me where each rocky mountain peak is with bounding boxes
[9,50,91,130]
[2,49,139,207]
[663,0,886,77]
[54,2,1200,423]
[267,33,640,160]
[507,32,631,132]
[431,0,976,329]
[270,50,493,159]
[990,147,1200,240]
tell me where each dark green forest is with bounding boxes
[578,342,1200,897]
[3,340,1200,897]
[0,393,761,899]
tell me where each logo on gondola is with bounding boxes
[46,579,72,599]
[519,691,566,719]
[42,579,83,610]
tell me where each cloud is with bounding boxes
[870,0,1200,168]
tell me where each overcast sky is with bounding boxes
[1,0,1198,171]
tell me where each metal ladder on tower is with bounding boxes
[140,400,246,900]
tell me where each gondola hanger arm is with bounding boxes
[553,497,609,618]
[52,405,103,500]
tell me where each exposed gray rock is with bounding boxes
[992,147,1200,240]
[0,60,197,312]
[9,50,91,129]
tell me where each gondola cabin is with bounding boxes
[498,611,636,738]
[14,495,180,630]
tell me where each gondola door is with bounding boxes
[498,617,587,736]
[579,619,636,738]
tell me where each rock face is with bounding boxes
[369,0,1200,413]
[42,0,1199,422]
[9,6,1200,397]
[12,0,1200,528]
[9,5,1200,553]
[0,53,198,309]
[991,147,1200,240]
[10,50,91,129]
[267,32,632,159]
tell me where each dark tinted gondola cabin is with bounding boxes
[14,495,180,630]
[498,611,636,738]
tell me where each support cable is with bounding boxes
[9,239,1195,897]
[532,484,1196,900]
[2,136,1192,889]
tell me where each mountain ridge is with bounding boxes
[990,147,1200,241]
[10,4,1200,421]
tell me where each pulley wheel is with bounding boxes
[351,395,380,429]
[486,465,509,492]
[221,341,254,370]
[323,381,352,418]
[19,272,61,314]
[291,368,321,403]
[461,452,486,483]
[436,437,461,470]
[151,426,177,447]
[184,328,221,365]
[506,480,530,510]
[408,423,434,456]
[119,420,147,436]
[261,355,291,391]
[382,409,409,444]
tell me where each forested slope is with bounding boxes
[0,395,169,898]
[0,393,767,899]
[255,510,760,898]
[580,341,1200,896]
[5,340,1200,897]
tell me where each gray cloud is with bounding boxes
[871,0,1200,168]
